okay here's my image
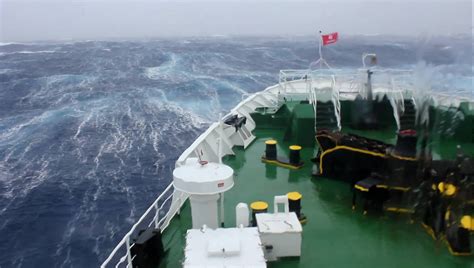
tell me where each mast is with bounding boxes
[318,30,323,68]
[362,53,377,100]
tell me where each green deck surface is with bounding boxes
[159,101,473,268]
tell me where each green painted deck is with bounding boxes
[159,102,474,268]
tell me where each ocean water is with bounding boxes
[0,36,472,267]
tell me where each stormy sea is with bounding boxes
[0,35,472,267]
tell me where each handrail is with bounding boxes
[331,75,341,131]
[279,69,473,105]
[101,183,175,268]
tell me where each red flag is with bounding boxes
[322,32,338,46]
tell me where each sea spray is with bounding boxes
[388,77,405,131]
[412,61,434,129]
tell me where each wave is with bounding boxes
[0,50,62,57]
[144,53,180,80]
[0,42,30,46]
[15,50,57,54]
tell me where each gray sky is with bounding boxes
[0,0,472,42]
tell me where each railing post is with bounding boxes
[102,181,186,267]
[125,236,132,268]
[220,192,225,227]
[154,203,159,229]
[176,196,181,216]
[175,189,181,216]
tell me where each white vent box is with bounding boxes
[184,227,266,268]
[255,212,302,261]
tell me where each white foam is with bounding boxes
[0,42,27,46]
[0,68,17,74]
[144,54,179,80]
[0,50,58,56]
[16,50,57,54]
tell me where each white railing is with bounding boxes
[280,68,391,95]
[279,69,311,94]
[101,183,183,268]
[239,92,282,115]
[308,73,342,131]
[279,69,311,83]
[331,75,342,131]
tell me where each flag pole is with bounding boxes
[310,29,332,70]
[318,30,323,68]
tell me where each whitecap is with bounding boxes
[15,50,57,54]
[0,68,18,74]
[0,42,27,46]
[144,54,179,80]
[0,50,59,56]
